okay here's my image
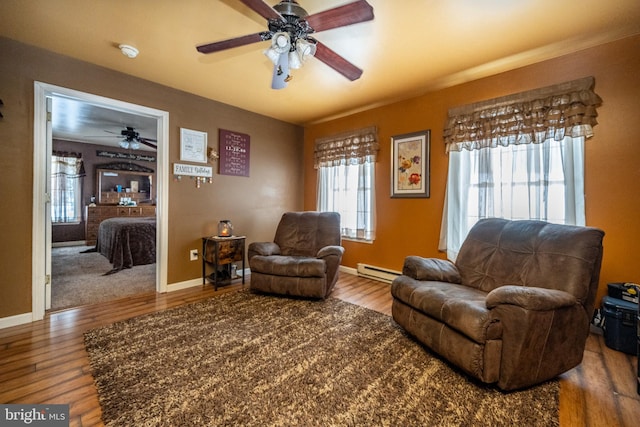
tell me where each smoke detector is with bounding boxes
[119,44,139,59]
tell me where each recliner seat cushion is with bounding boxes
[250,255,326,278]
[391,276,500,344]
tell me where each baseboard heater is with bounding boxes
[356,263,401,284]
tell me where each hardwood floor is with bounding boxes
[0,273,638,426]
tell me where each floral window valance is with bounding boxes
[314,126,379,168]
[443,77,602,153]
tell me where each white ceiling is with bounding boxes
[51,97,158,151]
[1,0,640,127]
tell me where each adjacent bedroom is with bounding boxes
[49,96,158,311]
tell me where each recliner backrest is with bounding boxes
[274,212,341,257]
[455,218,604,309]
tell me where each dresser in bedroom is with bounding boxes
[85,205,156,246]
[86,162,157,246]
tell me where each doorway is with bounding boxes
[32,82,169,320]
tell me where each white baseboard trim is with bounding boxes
[0,312,34,330]
[167,269,252,292]
[52,240,86,248]
[339,265,357,276]
[167,278,202,292]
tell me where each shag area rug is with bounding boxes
[84,291,559,426]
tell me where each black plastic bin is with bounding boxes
[602,296,638,355]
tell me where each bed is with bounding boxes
[96,217,156,274]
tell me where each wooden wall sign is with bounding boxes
[219,129,250,177]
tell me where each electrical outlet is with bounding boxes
[190,249,198,261]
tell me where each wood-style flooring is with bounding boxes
[0,273,638,426]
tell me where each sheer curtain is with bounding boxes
[315,126,378,241]
[51,152,85,223]
[439,77,601,261]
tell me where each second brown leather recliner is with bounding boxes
[391,218,605,390]
[248,211,344,299]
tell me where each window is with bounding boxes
[314,127,379,242]
[317,161,375,241]
[440,77,601,260]
[440,136,585,260]
[51,153,84,223]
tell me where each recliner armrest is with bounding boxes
[248,242,281,260]
[486,286,578,311]
[317,245,345,259]
[402,256,461,283]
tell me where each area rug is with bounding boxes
[51,245,155,311]
[84,290,559,426]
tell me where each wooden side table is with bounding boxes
[202,236,245,290]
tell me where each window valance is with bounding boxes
[314,126,379,168]
[52,150,86,177]
[443,77,602,153]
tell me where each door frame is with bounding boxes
[32,82,169,320]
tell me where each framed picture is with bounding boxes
[180,128,207,163]
[219,129,250,177]
[391,130,430,198]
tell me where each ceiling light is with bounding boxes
[119,44,139,59]
[296,39,316,62]
[289,50,302,70]
[120,139,140,150]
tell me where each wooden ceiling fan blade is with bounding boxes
[196,33,267,54]
[306,0,374,32]
[238,0,285,22]
[314,42,363,81]
[138,139,157,150]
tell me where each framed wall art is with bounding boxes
[219,129,250,177]
[391,130,430,198]
[180,128,207,163]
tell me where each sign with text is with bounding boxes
[219,129,250,177]
[1,404,69,426]
[173,163,213,177]
[97,150,156,162]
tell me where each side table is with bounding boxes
[202,235,246,290]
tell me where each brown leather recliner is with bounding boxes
[391,218,605,390]
[248,211,344,299]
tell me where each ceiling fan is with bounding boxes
[196,0,374,89]
[99,126,157,150]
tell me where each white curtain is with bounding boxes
[51,154,84,223]
[439,136,586,261]
[317,161,376,241]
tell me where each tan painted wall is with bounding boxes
[0,37,303,318]
[304,35,640,304]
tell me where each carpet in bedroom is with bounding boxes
[51,245,155,311]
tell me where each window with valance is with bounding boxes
[51,151,85,223]
[314,126,379,168]
[443,76,601,152]
[315,126,379,241]
[439,77,602,261]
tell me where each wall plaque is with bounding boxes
[173,163,212,177]
[219,129,250,177]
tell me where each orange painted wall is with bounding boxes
[304,35,640,304]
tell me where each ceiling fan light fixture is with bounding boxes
[296,38,316,62]
[288,50,302,69]
[119,139,130,149]
[264,47,281,65]
[271,32,291,54]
